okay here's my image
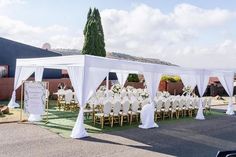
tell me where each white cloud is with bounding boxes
[101,3,236,68]
[0,0,25,8]
[0,15,83,49]
[0,3,235,68]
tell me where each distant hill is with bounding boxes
[52,49,176,66]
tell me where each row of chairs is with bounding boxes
[57,89,78,111]
[154,98,212,121]
[94,99,141,128]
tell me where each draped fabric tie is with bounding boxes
[8,91,19,108]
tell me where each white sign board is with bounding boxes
[24,81,46,115]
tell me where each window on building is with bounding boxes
[0,65,8,78]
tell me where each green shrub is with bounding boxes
[127,74,139,82]
[161,75,181,82]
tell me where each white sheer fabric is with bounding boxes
[217,72,235,115]
[8,66,36,108]
[139,103,158,129]
[67,66,87,138]
[143,72,162,102]
[139,72,162,129]
[116,72,129,87]
[195,70,210,120]
[180,74,196,91]
[68,66,109,138]
[28,67,44,122]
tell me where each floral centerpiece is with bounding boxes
[182,86,192,96]
[111,84,122,94]
[98,85,106,92]
[162,91,170,98]
[126,86,134,92]
[140,91,149,99]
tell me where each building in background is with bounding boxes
[0,37,61,78]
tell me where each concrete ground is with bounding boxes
[1,110,236,157]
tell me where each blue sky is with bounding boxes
[0,0,236,68]
[3,0,236,28]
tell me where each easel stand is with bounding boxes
[19,81,49,124]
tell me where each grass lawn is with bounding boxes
[35,100,224,138]
[0,100,225,138]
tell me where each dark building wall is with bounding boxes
[0,37,62,78]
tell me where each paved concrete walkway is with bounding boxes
[1,113,236,157]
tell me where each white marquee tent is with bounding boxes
[8,55,236,138]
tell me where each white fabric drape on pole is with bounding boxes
[68,66,109,138]
[35,67,44,82]
[217,72,235,115]
[116,72,129,87]
[180,74,196,92]
[8,66,36,108]
[139,72,162,129]
[195,70,210,120]
[28,67,45,122]
[67,66,87,138]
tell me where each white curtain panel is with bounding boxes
[28,67,45,122]
[143,72,162,102]
[139,72,162,129]
[35,67,44,81]
[195,70,210,120]
[67,66,87,138]
[68,66,109,138]
[139,103,158,129]
[116,72,129,87]
[180,74,197,91]
[8,66,36,108]
[217,72,235,115]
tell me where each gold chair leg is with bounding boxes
[101,117,103,129]
[121,115,123,126]
[130,114,132,125]
[111,116,113,127]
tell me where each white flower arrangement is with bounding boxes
[162,91,170,98]
[140,91,149,99]
[98,85,106,92]
[111,84,122,94]
[126,86,134,92]
[182,86,192,96]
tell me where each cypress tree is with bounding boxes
[82,8,106,57]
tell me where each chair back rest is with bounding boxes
[113,101,121,114]
[156,99,163,110]
[186,99,191,107]
[114,93,120,99]
[65,90,73,103]
[128,92,134,98]
[131,100,140,112]
[58,89,65,95]
[196,98,200,107]
[142,98,149,107]
[207,98,212,106]
[179,99,185,108]
[134,91,139,97]
[46,89,50,99]
[121,90,127,97]
[164,99,171,109]
[122,100,130,113]
[104,101,112,114]
[172,100,179,109]
[106,90,113,98]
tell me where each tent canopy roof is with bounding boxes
[16,54,236,76]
